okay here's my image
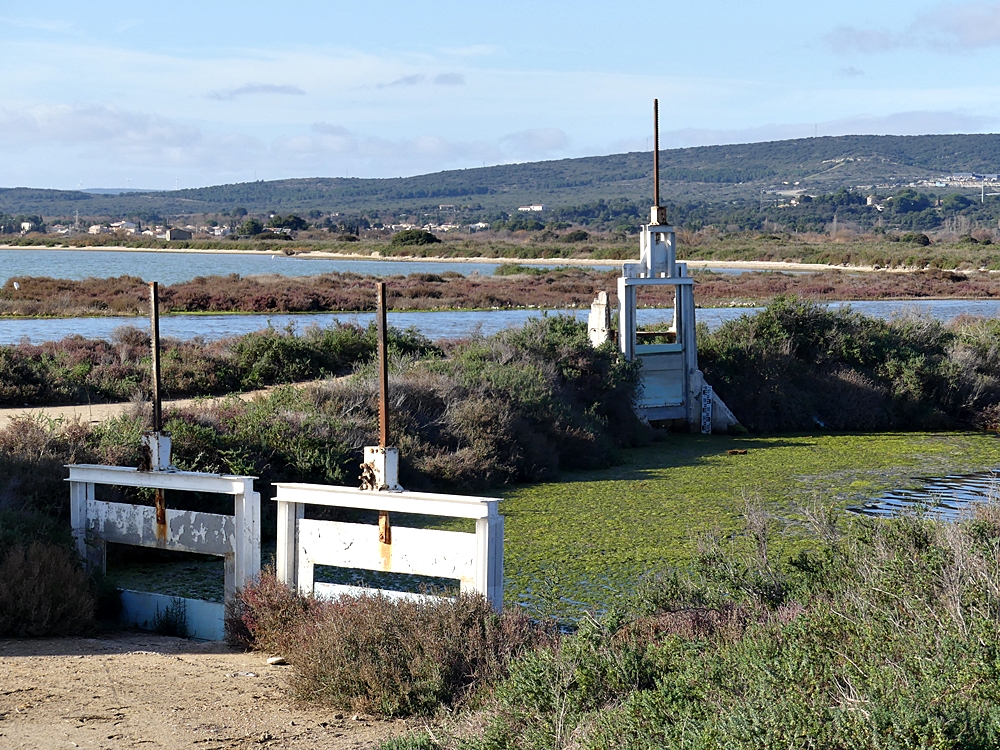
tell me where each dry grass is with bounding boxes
[229,572,554,718]
[0,542,95,636]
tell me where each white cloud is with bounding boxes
[827,2,1000,54]
[838,66,865,78]
[207,83,306,100]
[0,17,74,34]
[825,26,902,54]
[434,73,465,86]
[500,128,570,157]
[378,74,425,88]
[921,2,1000,47]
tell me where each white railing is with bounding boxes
[273,482,504,611]
[67,464,260,607]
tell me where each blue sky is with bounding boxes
[2,0,999,189]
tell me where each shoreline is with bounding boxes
[1,244,886,273]
[7,243,998,276]
[0,297,992,322]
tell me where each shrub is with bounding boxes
[391,229,441,247]
[152,597,188,638]
[700,296,1000,432]
[479,507,1000,749]
[305,315,645,489]
[0,542,95,636]
[900,232,932,246]
[232,573,552,717]
[0,321,438,407]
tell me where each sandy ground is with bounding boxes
[1,243,879,272]
[0,633,426,749]
[0,391,269,431]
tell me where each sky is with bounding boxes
[2,0,1000,190]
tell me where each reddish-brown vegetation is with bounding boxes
[3,267,1000,319]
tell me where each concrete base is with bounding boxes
[313,581,447,604]
[119,589,225,641]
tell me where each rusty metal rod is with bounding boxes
[376,282,389,448]
[653,98,660,207]
[149,281,162,432]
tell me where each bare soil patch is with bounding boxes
[0,632,424,749]
[0,388,277,430]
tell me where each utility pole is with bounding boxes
[653,99,660,209]
[149,282,162,433]
[376,281,389,448]
[375,281,392,543]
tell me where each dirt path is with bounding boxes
[0,633,425,749]
[0,390,274,430]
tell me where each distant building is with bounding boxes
[20,221,35,233]
[165,228,193,241]
[517,204,545,212]
[89,225,110,235]
[111,220,137,234]
[468,221,491,232]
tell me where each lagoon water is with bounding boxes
[0,248,811,286]
[851,470,1000,521]
[4,298,1000,345]
[0,248,601,285]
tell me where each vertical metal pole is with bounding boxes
[149,281,162,433]
[653,98,660,207]
[376,282,389,448]
[375,282,391,539]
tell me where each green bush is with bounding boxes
[231,574,552,717]
[0,321,438,406]
[390,229,441,246]
[0,542,95,636]
[700,296,1000,432]
[479,506,1000,749]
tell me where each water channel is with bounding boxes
[851,470,1000,521]
[0,248,581,285]
[0,248,805,285]
[3,298,1000,345]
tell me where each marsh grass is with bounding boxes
[477,504,1000,749]
[0,542,95,636]
[499,431,1000,621]
[700,296,1000,432]
[0,320,437,406]
[229,573,553,718]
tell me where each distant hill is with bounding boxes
[2,133,999,219]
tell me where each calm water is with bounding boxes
[3,298,1000,345]
[851,471,1000,521]
[0,248,822,286]
[0,248,606,285]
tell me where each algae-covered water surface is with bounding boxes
[108,431,1000,623]
[499,431,1000,620]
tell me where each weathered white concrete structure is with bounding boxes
[274,482,504,611]
[618,207,702,427]
[67,462,260,640]
[610,215,739,432]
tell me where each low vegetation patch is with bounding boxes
[0,320,435,406]
[700,296,1000,432]
[0,542,95,636]
[228,504,1000,748]
[475,505,1000,749]
[230,574,552,717]
[390,229,442,247]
